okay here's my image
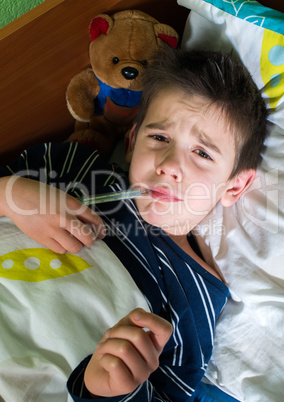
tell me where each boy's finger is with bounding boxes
[63,215,104,248]
[98,326,159,372]
[53,227,87,254]
[96,337,155,381]
[38,237,67,255]
[132,309,173,353]
[64,194,107,239]
[76,209,106,239]
[73,220,95,245]
[114,308,173,353]
[88,353,135,397]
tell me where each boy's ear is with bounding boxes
[125,124,137,164]
[220,169,256,207]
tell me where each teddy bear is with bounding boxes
[66,10,179,158]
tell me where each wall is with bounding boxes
[0,0,45,28]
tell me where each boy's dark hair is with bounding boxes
[134,47,269,178]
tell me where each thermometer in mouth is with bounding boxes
[79,189,149,205]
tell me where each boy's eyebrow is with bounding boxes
[145,121,173,131]
[195,130,222,155]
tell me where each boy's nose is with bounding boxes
[156,155,182,182]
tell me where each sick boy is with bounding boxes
[0,48,268,400]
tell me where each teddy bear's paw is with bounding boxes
[68,129,116,159]
[74,120,90,131]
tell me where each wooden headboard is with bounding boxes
[0,0,282,165]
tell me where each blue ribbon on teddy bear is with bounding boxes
[94,75,143,115]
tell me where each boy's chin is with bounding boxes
[136,200,196,235]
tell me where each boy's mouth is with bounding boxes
[149,187,182,203]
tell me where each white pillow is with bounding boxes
[179,0,284,127]
[178,1,284,401]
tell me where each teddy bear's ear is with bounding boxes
[89,14,114,41]
[154,24,179,48]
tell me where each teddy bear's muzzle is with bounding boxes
[122,67,139,80]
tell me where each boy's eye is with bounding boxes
[151,134,169,142]
[194,149,212,160]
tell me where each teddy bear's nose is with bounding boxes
[122,67,138,80]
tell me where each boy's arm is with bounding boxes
[0,175,105,253]
[0,142,110,253]
[68,309,209,402]
[68,308,176,401]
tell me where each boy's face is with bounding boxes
[127,89,253,236]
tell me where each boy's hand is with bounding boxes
[84,308,173,398]
[0,176,105,254]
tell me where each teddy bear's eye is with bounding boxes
[141,60,148,66]
[112,57,120,64]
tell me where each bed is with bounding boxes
[0,0,283,401]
